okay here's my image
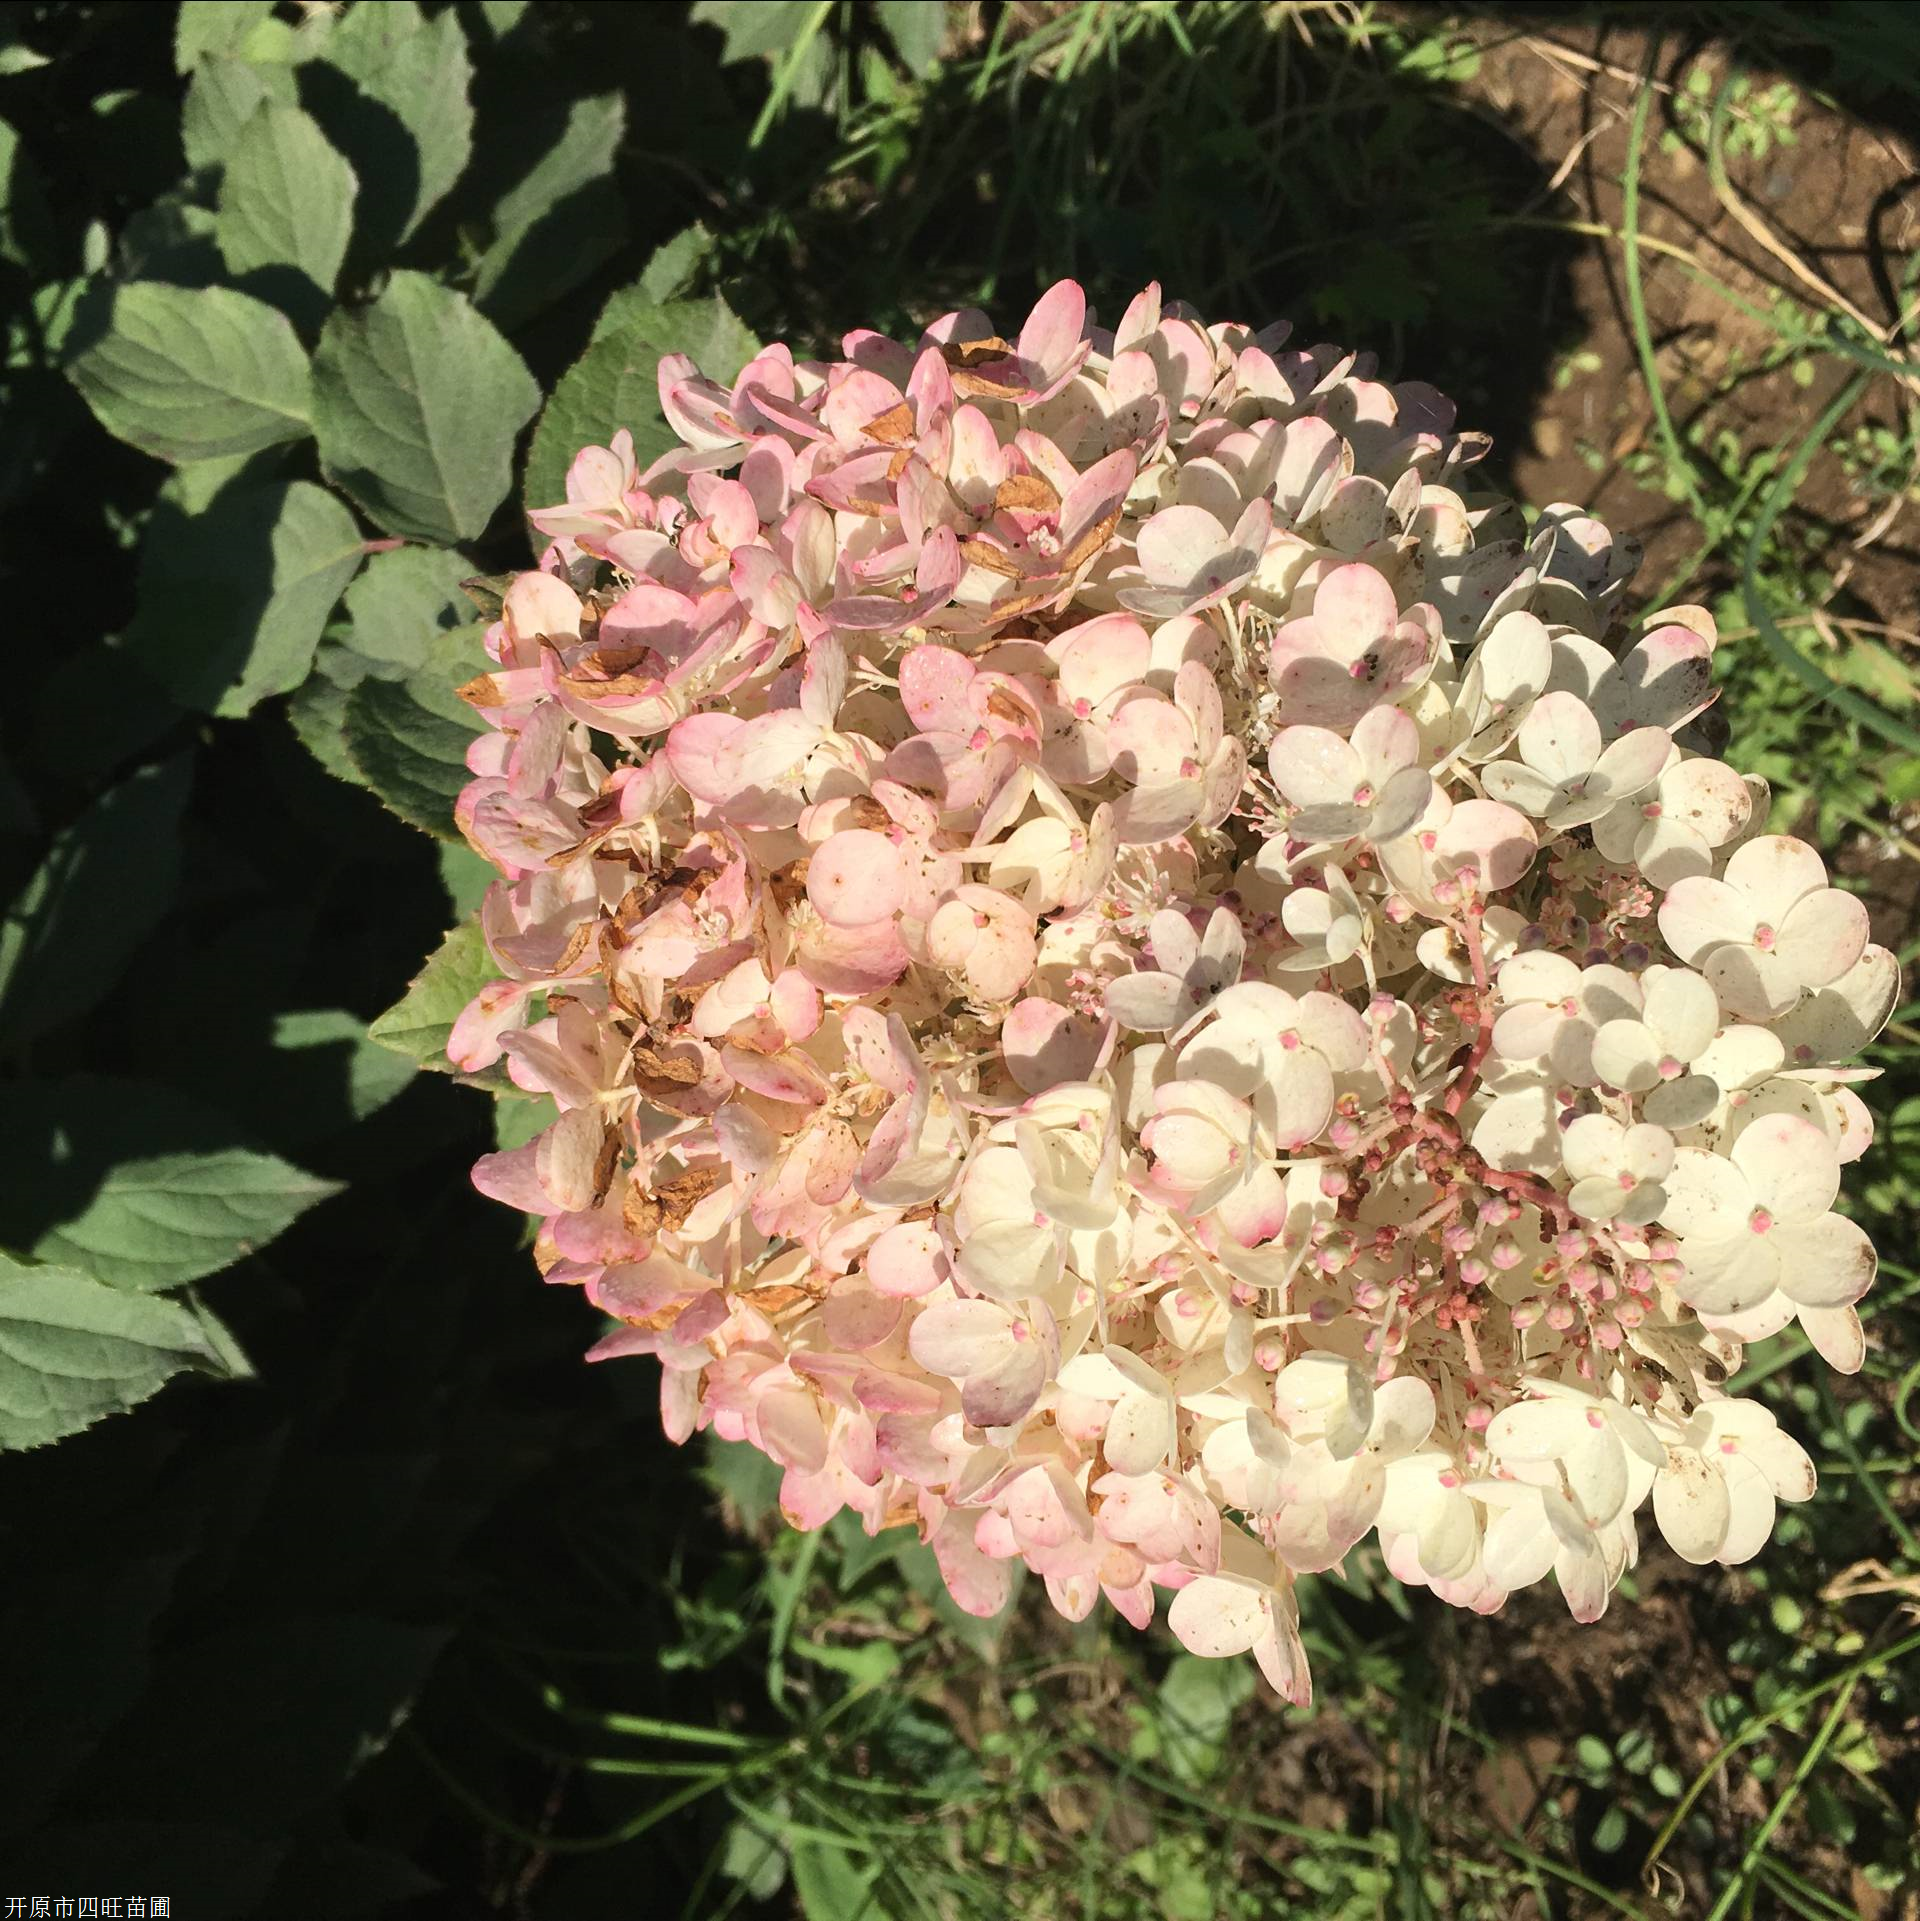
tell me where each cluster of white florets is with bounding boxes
[447,281,1891,1701]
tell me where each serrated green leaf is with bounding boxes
[0,1253,239,1451]
[618,225,714,316]
[342,669,477,839]
[175,0,275,72]
[438,841,495,918]
[876,0,947,74]
[471,93,627,331]
[314,272,539,544]
[525,294,759,520]
[492,91,625,241]
[66,281,312,464]
[286,667,359,788]
[124,479,365,717]
[0,758,192,1048]
[182,57,299,173]
[309,4,472,251]
[290,547,473,789]
[338,545,476,674]
[5,1079,340,1293]
[216,103,358,328]
[368,920,499,1072]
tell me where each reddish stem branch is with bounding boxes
[1441,906,1496,1119]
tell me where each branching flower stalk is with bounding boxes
[444,280,1893,1701]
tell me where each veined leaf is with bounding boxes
[66,282,312,465]
[367,919,502,1074]
[216,103,358,328]
[124,479,365,717]
[0,1253,241,1451]
[314,273,539,544]
[6,1079,341,1293]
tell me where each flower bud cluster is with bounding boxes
[447,280,1892,1698]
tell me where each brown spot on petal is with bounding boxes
[1056,505,1124,576]
[624,1164,725,1238]
[960,537,1026,580]
[631,1043,702,1087]
[552,918,597,973]
[741,1284,812,1314]
[456,673,506,709]
[941,337,1026,398]
[592,1124,623,1207]
[943,334,1016,368]
[863,401,915,444]
[994,474,1061,516]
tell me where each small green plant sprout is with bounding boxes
[1664,64,1801,163]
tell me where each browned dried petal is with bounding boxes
[863,401,915,444]
[961,538,1026,580]
[624,1163,724,1237]
[994,473,1061,516]
[456,673,506,709]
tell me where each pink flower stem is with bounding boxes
[1441,905,1495,1119]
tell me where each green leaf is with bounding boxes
[876,0,947,74]
[7,1078,341,1292]
[285,662,359,788]
[438,841,495,918]
[493,1092,554,1151]
[367,920,501,1073]
[176,0,275,72]
[66,281,312,465]
[311,3,473,250]
[216,103,359,327]
[124,479,365,717]
[0,115,57,272]
[182,57,299,173]
[525,294,759,518]
[721,1814,789,1903]
[342,665,480,838]
[338,544,476,674]
[0,757,192,1048]
[471,93,627,332]
[617,225,715,316]
[693,0,838,108]
[263,1011,417,1142]
[791,1840,879,1921]
[289,546,473,788]
[0,1254,238,1451]
[1157,1651,1255,1785]
[314,272,539,544]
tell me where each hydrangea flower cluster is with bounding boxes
[448,280,1893,1701]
